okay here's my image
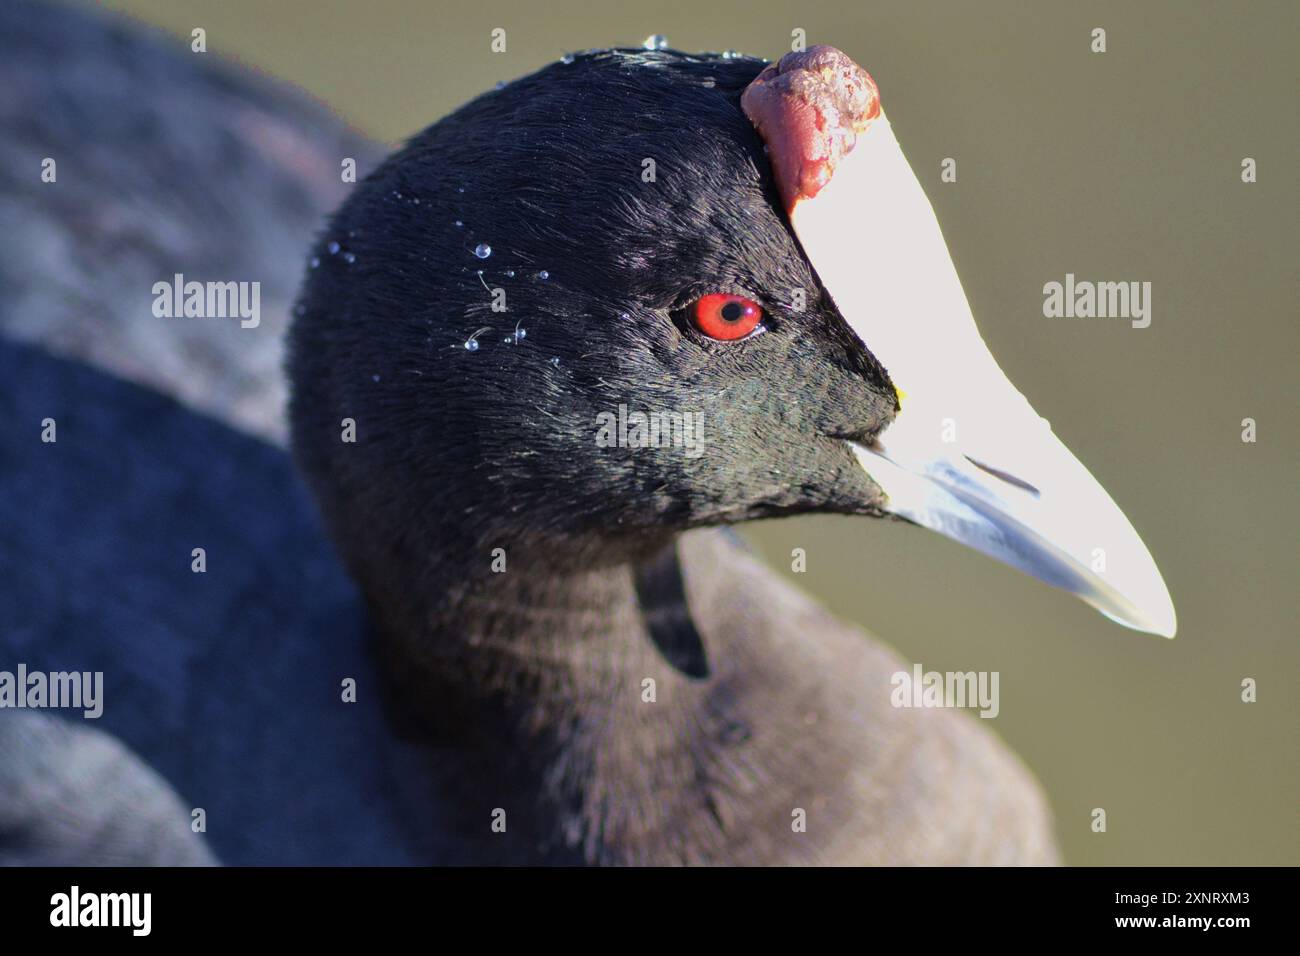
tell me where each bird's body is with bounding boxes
[0,0,377,443]
[1,2,1179,867]
[0,710,216,867]
[0,341,1053,865]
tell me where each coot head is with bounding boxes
[290,50,893,587]
[289,46,1174,638]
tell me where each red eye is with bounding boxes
[692,293,764,341]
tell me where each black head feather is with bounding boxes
[288,49,897,627]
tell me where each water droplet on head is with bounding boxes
[549,357,561,367]
[619,311,631,321]
[505,270,515,278]
[560,53,575,65]
[371,374,381,383]
[327,240,340,255]
[702,77,716,89]
[514,327,526,341]
[722,49,740,60]
[643,34,669,51]
[464,339,479,352]
[309,257,320,269]
[457,186,465,194]
[343,252,356,264]
[454,220,463,228]
[537,270,549,280]
[412,197,420,205]
[474,243,492,259]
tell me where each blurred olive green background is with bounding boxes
[96,0,1298,865]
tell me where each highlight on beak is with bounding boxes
[743,47,1176,637]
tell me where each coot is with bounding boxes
[1,7,1174,865]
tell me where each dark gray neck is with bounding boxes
[372,527,684,700]
[365,529,765,861]
[354,527,1055,865]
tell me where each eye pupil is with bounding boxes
[720,301,743,322]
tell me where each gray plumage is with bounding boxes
[0,0,378,442]
[0,712,216,866]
